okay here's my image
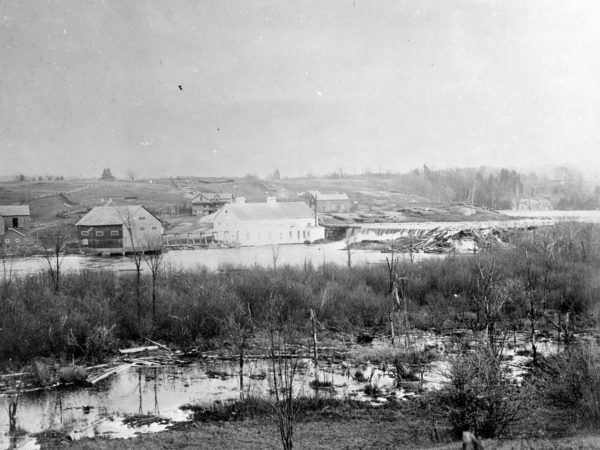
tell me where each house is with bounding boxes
[304,191,350,213]
[191,192,233,216]
[213,197,324,246]
[1,228,28,249]
[76,205,163,255]
[0,205,31,230]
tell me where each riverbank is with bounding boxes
[40,399,600,450]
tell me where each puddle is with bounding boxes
[0,331,573,448]
[0,357,399,448]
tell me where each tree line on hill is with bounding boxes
[354,165,600,210]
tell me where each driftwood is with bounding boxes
[87,364,133,385]
[118,346,159,355]
[144,337,173,353]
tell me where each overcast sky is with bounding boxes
[1,1,599,179]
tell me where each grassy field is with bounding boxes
[1,175,509,234]
[51,420,600,450]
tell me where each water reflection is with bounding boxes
[7,242,437,277]
[0,357,396,448]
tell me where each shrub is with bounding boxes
[435,347,526,438]
[534,341,600,426]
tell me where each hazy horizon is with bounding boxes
[2,1,599,180]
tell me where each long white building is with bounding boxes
[212,197,325,246]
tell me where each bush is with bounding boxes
[534,341,600,426]
[435,347,526,438]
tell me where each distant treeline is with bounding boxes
[353,166,600,210]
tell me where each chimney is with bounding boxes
[266,196,277,204]
[235,197,246,204]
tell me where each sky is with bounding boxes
[1,0,600,179]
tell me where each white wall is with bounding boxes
[214,218,324,246]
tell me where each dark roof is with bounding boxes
[76,205,146,226]
[0,205,30,216]
[218,201,315,221]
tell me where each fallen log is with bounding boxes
[118,346,159,355]
[144,338,173,353]
[128,358,160,366]
[87,364,132,385]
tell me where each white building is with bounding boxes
[213,197,325,246]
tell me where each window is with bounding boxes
[82,239,88,246]
[96,231,104,237]
[151,226,157,230]
[246,232,249,241]
[110,230,119,236]
[81,231,89,236]
[303,231,306,239]
[15,238,20,243]
[139,227,145,231]
[12,218,18,227]
[308,231,311,238]
[289,231,292,239]
[4,239,9,244]
[138,216,146,220]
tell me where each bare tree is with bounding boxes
[345,236,353,268]
[269,337,300,450]
[40,225,71,294]
[261,292,301,450]
[121,212,144,323]
[0,244,15,300]
[272,245,280,270]
[224,297,254,394]
[141,235,164,324]
[385,240,399,293]
[473,257,506,356]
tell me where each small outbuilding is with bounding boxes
[304,191,350,213]
[0,205,31,230]
[191,192,233,216]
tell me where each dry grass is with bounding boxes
[55,419,600,450]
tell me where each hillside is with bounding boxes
[0,175,510,232]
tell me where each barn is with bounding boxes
[76,205,162,255]
[0,205,31,230]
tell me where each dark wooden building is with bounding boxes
[76,205,162,255]
[0,205,31,230]
[304,191,351,213]
[1,228,28,249]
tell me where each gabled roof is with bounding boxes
[218,201,315,221]
[76,205,147,226]
[191,192,233,203]
[0,205,30,216]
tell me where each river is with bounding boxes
[6,241,435,277]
